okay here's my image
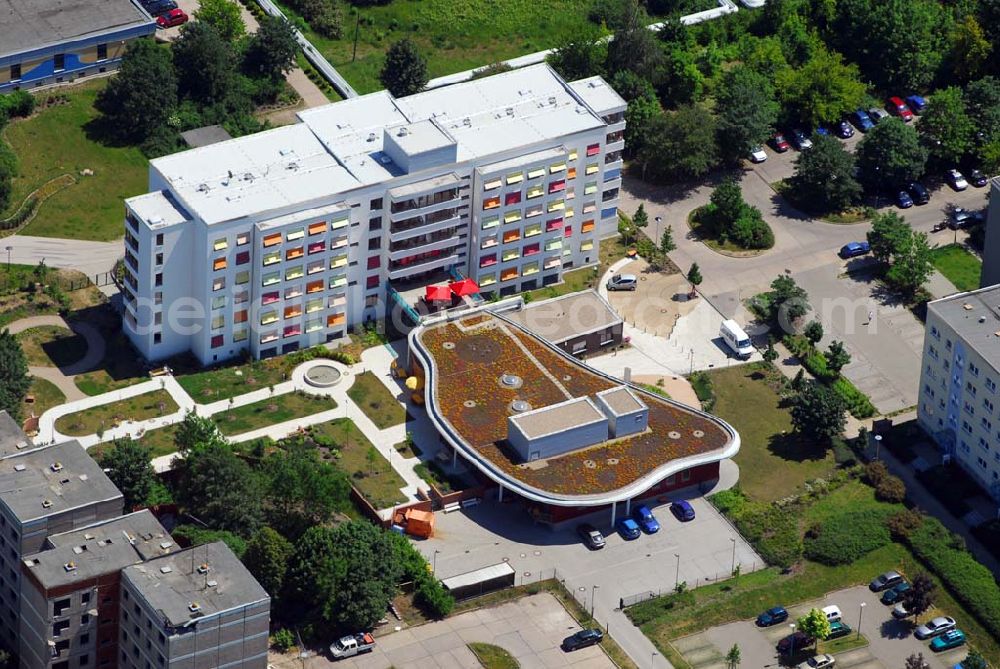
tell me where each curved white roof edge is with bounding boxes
[408,303,741,507]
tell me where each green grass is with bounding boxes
[212,392,335,435]
[468,643,520,669]
[707,365,836,501]
[639,382,671,399]
[818,633,869,655]
[54,390,178,437]
[311,418,407,508]
[929,244,982,293]
[346,371,404,429]
[73,332,148,396]
[523,265,601,302]
[89,423,181,462]
[16,325,88,368]
[414,460,468,494]
[176,357,294,403]
[24,376,65,417]
[2,81,149,241]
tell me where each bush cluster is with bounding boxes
[875,474,907,502]
[270,628,295,651]
[803,508,891,565]
[733,502,803,569]
[783,335,875,418]
[831,377,876,418]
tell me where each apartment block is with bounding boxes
[122,64,626,365]
[19,511,176,669]
[918,285,1000,501]
[978,178,1000,288]
[118,542,270,669]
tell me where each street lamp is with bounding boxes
[433,549,441,574]
[4,245,11,273]
[857,602,866,640]
[674,554,680,589]
[591,584,600,619]
[788,623,796,657]
[652,651,659,668]
[874,435,882,461]
[730,537,737,575]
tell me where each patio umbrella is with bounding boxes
[449,278,480,297]
[425,284,451,302]
[405,376,420,390]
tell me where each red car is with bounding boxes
[156,8,188,28]
[887,96,913,122]
[771,132,791,153]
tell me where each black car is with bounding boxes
[835,120,855,139]
[970,170,988,187]
[948,207,985,230]
[777,631,813,654]
[143,0,178,16]
[563,629,603,651]
[907,181,930,205]
[576,523,606,550]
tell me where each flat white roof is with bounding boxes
[126,191,190,228]
[509,396,606,440]
[440,562,515,591]
[569,77,628,114]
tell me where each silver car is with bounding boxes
[914,616,956,639]
[606,273,637,291]
[798,655,836,669]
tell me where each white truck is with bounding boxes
[719,319,754,359]
[329,632,376,660]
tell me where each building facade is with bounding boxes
[918,285,1000,502]
[122,65,626,366]
[0,0,155,92]
[979,178,1000,288]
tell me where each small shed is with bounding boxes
[402,508,434,538]
[440,562,516,601]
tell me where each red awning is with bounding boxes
[425,285,452,302]
[449,279,480,297]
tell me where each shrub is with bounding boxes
[803,508,891,565]
[864,461,890,486]
[710,488,748,516]
[271,628,295,651]
[171,524,247,558]
[733,503,803,569]
[886,508,923,540]
[415,576,454,617]
[875,475,906,503]
[831,377,876,418]
[626,588,697,625]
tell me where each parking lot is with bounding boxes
[672,585,968,669]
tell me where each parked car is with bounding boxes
[906,95,928,114]
[839,241,870,259]
[142,0,178,16]
[329,633,376,660]
[607,274,637,291]
[772,133,791,152]
[562,629,604,651]
[915,616,957,639]
[970,170,988,187]
[822,605,843,623]
[671,499,696,521]
[632,505,660,533]
[798,654,836,669]
[851,109,875,132]
[892,602,913,619]
[835,120,855,139]
[907,181,930,205]
[868,107,890,123]
[576,523,605,550]
[155,7,188,27]
[778,631,814,654]
[880,581,911,604]
[827,621,852,639]
[947,169,969,191]
[616,517,641,540]
[757,606,789,627]
[896,190,914,208]
[930,630,966,652]
[948,207,985,229]
[790,129,813,150]
[888,96,914,122]
[750,145,768,163]
[870,571,904,592]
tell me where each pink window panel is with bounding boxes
[262,291,280,305]
[524,243,540,256]
[548,180,565,194]
[308,241,325,255]
[367,256,381,269]
[546,218,563,232]
[283,326,302,337]
[564,226,573,238]
[586,143,600,157]
[504,192,521,206]
[480,254,497,268]
[211,335,224,348]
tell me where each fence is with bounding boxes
[0,272,99,294]
[619,557,763,609]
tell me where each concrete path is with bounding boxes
[7,314,107,402]
[3,235,122,280]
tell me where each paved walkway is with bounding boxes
[7,315,106,402]
[3,235,122,281]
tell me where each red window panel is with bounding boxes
[235,251,250,265]
[524,243,540,256]
[366,276,379,289]
[586,143,600,157]
[308,241,325,255]
[367,256,381,270]
[546,218,563,232]
[262,291,279,305]
[548,180,565,194]
[480,254,497,268]
[564,225,573,238]
[211,335,224,348]
[504,192,521,206]
[283,326,302,338]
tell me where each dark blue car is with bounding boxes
[905,95,928,114]
[757,606,789,626]
[616,517,641,540]
[851,109,875,132]
[838,242,870,259]
[632,505,660,533]
[671,500,696,521]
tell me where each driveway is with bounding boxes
[297,594,614,669]
[671,585,968,669]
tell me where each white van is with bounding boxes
[719,319,754,359]
[822,605,843,623]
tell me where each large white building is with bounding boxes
[918,285,1000,501]
[122,65,626,365]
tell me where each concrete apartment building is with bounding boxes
[118,542,270,669]
[122,64,626,365]
[19,511,176,669]
[979,178,1000,288]
[918,285,1000,502]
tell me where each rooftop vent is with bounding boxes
[548,96,557,105]
[279,148,292,156]
[159,541,174,550]
[159,566,173,574]
[50,462,63,472]
[463,118,472,127]
[398,127,409,137]
[588,81,598,88]
[286,161,299,171]
[206,579,218,588]
[97,539,112,547]
[42,499,53,509]
[378,155,392,164]
[188,602,201,614]
[72,545,87,555]
[243,173,254,182]
[197,183,209,193]
[505,107,514,116]
[23,559,36,568]
[197,563,210,575]
[964,303,974,310]
[13,464,25,472]
[149,216,163,225]
[60,478,70,485]
[367,132,376,142]
[63,562,76,573]
[78,474,88,482]
[83,533,94,540]
[15,440,27,450]
[980,316,988,323]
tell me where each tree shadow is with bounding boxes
[768,189,815,223]
[82,115,134,149]
[879,617,914,640]
[623,166,738,206]
[767,431,830,463]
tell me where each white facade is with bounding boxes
[918,286,1000,501]
[122,65,626,365]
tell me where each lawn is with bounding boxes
[1,81,149,241]
[523,265,600,302]
[346,371,404,429]
[16,325,88,368]
[24,377,65,417]
[0,265,106,329]
[468,643,520,669]
[89,423,181,462]
[310,419,408,508]
[707,365,836,501]
[176,357,295,403]
[929,244,982,293]
[73,331,148,396]
[211,391,335,435]
[54,390,178,437]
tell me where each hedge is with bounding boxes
[803,508,891,565]
[783,335,875,418]
[831,377,876,418]
[905,517,1000,638]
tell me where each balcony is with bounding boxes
[390,208,463,242]
[389,188,463,221]
[388,250,461,281]
[389,232,464,262]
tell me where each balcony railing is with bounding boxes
[390,188,459,215]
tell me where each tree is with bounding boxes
[0,329,29,420]
[959,651,987,669]
[98,439,156,510]
[687,263,703,289]
[244,16,299,81]
[661,47,705,106]
[824,341,851,374]
[917,87,975,168]
[789,135,861,213]
[796,608,832,644]
[867,212,911,265]
[905,654,927,669]
[770,274,810,324]
[776,46,866,128]
[0,145,15,213]
[966,76,1000,142]
[709,178,745,230]
[263,442,350,537]
[661,226,676,254]
[885,230,933,296]
[730,206,774,250]
[173,411,226,453]
[791,382,846,443]
[172,441,264,535]
[901,573,936,620]
[856,119,927,193]
[242,527,293,599]
[639,105,719,182]
[804,321,824,346]
[633,204,649,233]
[725,644,741,669]
[95,39,177,142]
[715,66,780,163]
[172,21,237,106]
[621,86,662,157]
[763,338,779,364]
[949,16,992,83]
[605,0,662,83]
[194,0,245,43]
[380,39,428,98]
[548,32,606,81]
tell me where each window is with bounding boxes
[213,238,228,251]
[483,196,501,210]
[524,224,542,237]
[547,199,565,212]
[370,198,383,210]
[263,233,282,247]
[234,310,248,324]
[568,150,578,161]
[54,54,65,72]
[236,251,250,265]
[54,598,70,616]
[482,215,500,229]
[527,167,546,180]
[506,172,523,185]
[484,178,502,191]
[210,296,225,310]
[367,256,380,269]
[523,261,539,275]
[236,232,249,246]
[581,220,595,234]
[505,192,522,206]
[504,210,522,224]
[586,143,600,157]
[366,276,380,289]
[369,217,382,231]
[286,228,305,241]
[549,180,565,194]
[307,279,324,294]
[286,266,304,281]
[367,237,381,251]
[549,162,566,174]
[211,316,224,330]
[233,328,248,342]
[970,362,981,377]
[564,225,573,238]
[526,185,544,199]
[155,273,163,287]
[284,305,302,319]
[9,64,20,82]
[260,311,278,326]
[82,593,91,606]
[308,221,326,236]
[212,277,225,291]
[585,163,599,175]
[79,654,89,667]
[285,246,304,261]
[262,272,279,286]
[213,258,227,271]
[567,167,577,180]
[307,260,324,275]
[328,313,346,327]
[235,271,249,285]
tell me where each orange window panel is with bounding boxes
[285,247,304,261]
[263,233,282,247]
[307,280,324,294]
[501,269,518,282]
[483,197,500,210]
[503,231,520,243]
[213,258,227,271]
[327,313,346,327]
[308,222,327,235]
[234,310,248,324]
[581,220,596,233]
[284,306,302,319]
[567,167,577,179]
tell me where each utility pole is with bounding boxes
[352,11,361,62]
